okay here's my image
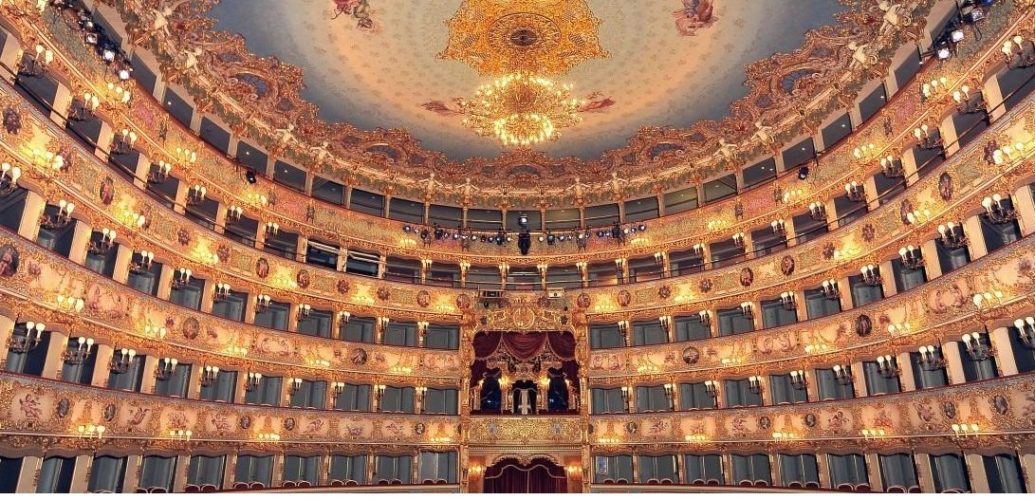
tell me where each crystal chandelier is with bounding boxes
[459,72,584,147]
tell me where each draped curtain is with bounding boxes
[471,332,579,390]
[483,458,567,494]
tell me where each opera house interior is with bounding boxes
[0,0,1034,494]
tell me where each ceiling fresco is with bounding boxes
[206,0,846,161]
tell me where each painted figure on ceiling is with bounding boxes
[673,0,716,37]
[332,0,374,30]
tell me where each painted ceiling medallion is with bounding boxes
[438,0,609,76]
[458,72,585,147]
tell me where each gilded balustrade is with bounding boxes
[2,5,1027,265]
[0,372,460,456]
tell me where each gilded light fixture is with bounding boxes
[439,0,608,76]
[458,72,584,147]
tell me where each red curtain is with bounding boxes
[471,332,579,391]
[483,458,568,494]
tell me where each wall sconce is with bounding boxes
[130,250,154,273]
[779,291,796,311]
[1002,35,1035,69]
[69,91,99,122]
[110,129,137,155]
[470,464,485,476]
[28,148,65,172]
[40,199,75,230]
[338,311,351,324]
[1014,317,1035,349]
[200,365,220,386]
[879,155,904,178]
[732,232,745,248]
[296,304,312,321]
[109,347,137,374]
[54,294,85,315]
[747,375,763,394]
[377,316,390,330]
[244,371,263,391]
[905,208,931,225]
[169,429,193,441]
[8,320,44,353]
[417,321,429,337]
[653,251,665,264]
[659,315,672,336]
[990,143,1027,166]
[255,294,272,313]
[155,357,178,380]
[961,331,994,361]
[692,243,706,256]
[63,337,94,365]
[265,221,280,237]
[898,245,924,270]
[175,147,197,165]
[952,85,986,115]
[172,268,193,289]
[917,345,946,371]
[105,82,132,106]
[186,185,207,206]
[808,202,827,222]
[226,205,243,223]
[0,162,22,195]
[820,279,840,299]
[913,125,943,151]
[860,264,881,285]
[87,228,117,255]
[697,310,711,327]
[256,432,281,442]
[804,342,830,355]
[17,44,54,77]
[144,325,167,340]
[831,364,853,385]
[861,428,887,439]
[287,377,303,394]
[789,369,806,390]
[920,76,949,102]
[771,431,797,441]
[620,386,633,412]
[770,219,786,236]
[76,423,106,440]
[214,282,231,302]
[937,222,967,248]
[684,434,708,444]
[720,356,743,367]
[852,143,876,162]
[840,183,864,205]
[331,381,346,397]
[972,290,1004,313]
[703,380,719,398]
[951,423,980,438]
[617,320,630,337]
[886,322,911,336]
[739,301,753,318]
[148,161,172,184]
[981,194,1017,223]
[875,355,900,378]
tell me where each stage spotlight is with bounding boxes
[518,213,529,228]
[546,232,556,245]
[638,224,647,231]
[245,169,257,184]
[518,229,531,255]
[936,47,952,60]
[403,225,412,233]
[798,166,810,180]
[950,28,964,43]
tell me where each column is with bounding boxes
[222,453,236,490]
[67,220,93,266]
[172,182,188,215]
[272,455,285,487]
[915,453,935,493]
[199,281,215,315]
[91,344,114,387]
[804,369,819,402]
[631,455,639,484]
[816,453,831,489]
[17,190,44,241]
[69,455,92,493]
[896,352,916,392]
[921,240,942,280]
[982,74,1007,123]
[878,262,898,296]
[757,375,772,406]
[122,455,142,493]
[0,315,12,368]
[41,330,69,379]
[296,237,307,263]
[721,454,733,486]
[963,215,988,260]
[132,154,151,190]
[156,265,174,301]
[942,342,965,385]
[287,304,300,333]
[139,356,159,394]
[1020,453,1035,493]
[837,276,854,310]
[1013,184,1035,238]
[50,83,71,128]
[0,36,21,85]
[185,364,203,399]
[112,245,133,284]
[989,327,1018,377]
[850,361,866,398]
[864,176,880,212]
[173,454,191,492]
[782,218,798,249]
[965,453,990,493]
[864,453,884,491]
[770,452,781,487]
[15,456,41,493]
[213,202,227,235]
[93,120,113,162]
[900,148,920,186]
[939,115,961,158]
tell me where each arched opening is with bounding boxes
[483,458,567,494]
[470,331,579,414]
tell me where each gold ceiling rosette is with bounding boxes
[438,0,609,76]
[440,0,608,147]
